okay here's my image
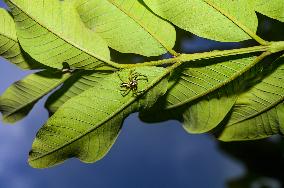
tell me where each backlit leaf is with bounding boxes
[143,0,257,42]
[75,0,176,56]
[165,55,258,109]
[253,0,284,22]
[6,0,113,70]
[0,8,41,69]
[29,67,168,168]
[0,70,71,123]
[45,70,112,114]
[219,58,284,141]
[183,85,237,134]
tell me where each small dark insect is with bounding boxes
[118,70,148,97]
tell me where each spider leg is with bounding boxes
[132,89,146,97]
[132,72,140,78]
[117,72,125,82]
[120,85,129,93]
[131,86,139,96]
[132,71,146,80]
[121,89,131,97]
[137,75,148,82]
[136,89,145,95]
[128,69,134,81]
[132,72,148,82]
[132,90,138,97]
[121,82,129,87]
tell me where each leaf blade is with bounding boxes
[6,0,113,70]
[0,70,71,123]
[253,0,284,22]
[143,0,258,42]
[45,70,112,114]
[166,55,259,109]
[219,58,284,141]
[29,67,168,168]
[183,85,237,134]
[76,0,176,56]
[0,8,41,69]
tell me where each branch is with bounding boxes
[117,41,284,69]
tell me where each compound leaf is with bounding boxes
[139,55,260,124]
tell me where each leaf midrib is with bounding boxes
[167,55,263,109]
[0,32,18,43]
[228,95,284,127]
[203,0,253,39]
[8,0,113,66]
[0,8,18,41]
[29,74,165,161]
[107,0,174,55]
[2,73,71,119]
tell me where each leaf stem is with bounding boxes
[178,45,269,63]
[118,44,271,68]
[109,41,284,70]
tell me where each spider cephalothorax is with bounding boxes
[118,70,148,97]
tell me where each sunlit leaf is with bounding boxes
[219,58,284,141]
[6,0,113,70]
[0,70,71,123]
[182,85,237,134]
[75,0,176,56]
[139,55,261,124]
[29,67,168,168]
[0,8,42,69]
[143,0,257,42]
[45,70,112,114]
[253,0,284,22]
[165,55,258,109]
[140,83,238,133]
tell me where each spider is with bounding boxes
[118,70,148,97]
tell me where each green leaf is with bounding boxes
[253,0,284,22]
[0,8,41,69]
[0,70,71,123]
[139,55,261,124]
[6,0,113,70]
[165,55,258,109]
[75,0,176,56]
[143,0,257,42]
[218,58,284,141]
[219,102,284,141]
[183,85,237,134]
[45,70,112,114]
[140,83,237,133]
[29,67,168,168]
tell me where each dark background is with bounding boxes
[0,1,283,188]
